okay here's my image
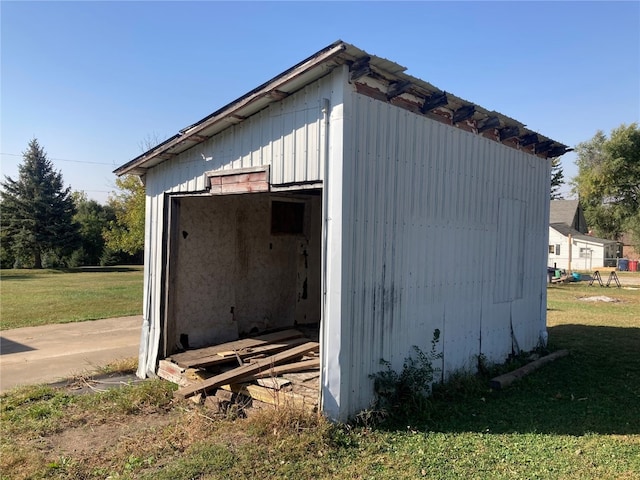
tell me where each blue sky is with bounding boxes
[2,1,638,203]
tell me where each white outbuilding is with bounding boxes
[115,41,569,420]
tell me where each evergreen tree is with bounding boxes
[1,139,79,268]
[550,157,564,200]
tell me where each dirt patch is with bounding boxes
[44,411,180,457]
[578,295,621,303]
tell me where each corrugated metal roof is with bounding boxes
[115,40,570,177]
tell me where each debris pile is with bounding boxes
[158,329,320,411]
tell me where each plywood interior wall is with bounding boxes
[168,191,322,352]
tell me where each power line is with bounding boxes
[0,152,115,166]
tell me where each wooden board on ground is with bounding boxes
[489,349,570,390]
[169,329,304,365]
[243,358,320,380]
[175,342,319,399]
[157,360,190,387]
[182,337,310,369]
[282,370,320,383]
[291,383,319,397]
[219,383,315,410]
[256,377,291,390]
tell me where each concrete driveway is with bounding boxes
[0,316,141,393]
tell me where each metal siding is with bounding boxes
[338,92,550,417]
[149,77,334,197]
[282,105,295,182]
[321,68,348,420]
[136,73,338,382]
[136,193,154,378]
[494,198,525,303]
[137,183,166,378]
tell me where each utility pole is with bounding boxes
[567,234,572,274]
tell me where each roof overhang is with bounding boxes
[550,224,617,245]
[115,40,571,177]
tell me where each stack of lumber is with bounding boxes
[158,329,320,409]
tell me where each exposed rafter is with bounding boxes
[116,41,570,178]
[547,146,572,158]
[519,133,539,147]
[453,105,475,124]
[477,116,500,133]
[421,91,448,113]
[534,140,554,154]
[387,80,412,99]
[350,56,371,81]
[499,126,520,141]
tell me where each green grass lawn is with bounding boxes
[1,277,639,479]
[0,266,144,330]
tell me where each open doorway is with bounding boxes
[158,189,322,404]
[165,190,322,354]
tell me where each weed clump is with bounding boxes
[367,330,442,424]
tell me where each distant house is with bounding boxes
[548,200,619,270]
[549,199,588,233]
[619,232,639,261]
[115,41,569,420]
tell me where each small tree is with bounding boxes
[100,135,164,265]
[71,192,116,266]
[0,139,79,268]
[103,175,145,262]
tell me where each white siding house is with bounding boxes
[548,200,619,270]
[548,226,619,271]
[115,41,569,420]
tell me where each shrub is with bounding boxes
[369,330,442,422]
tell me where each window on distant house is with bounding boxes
[555,244,561,255]
[579,247,591,258]
[549,245,555,254]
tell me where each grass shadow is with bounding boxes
[0,266,142,279]
[72,266,143,273]
[0,274,33,281]
[374,325,640,436]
